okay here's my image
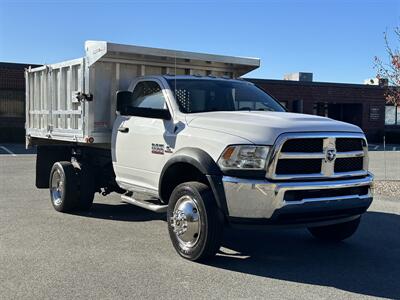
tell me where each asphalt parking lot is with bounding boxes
[1,146,399,299]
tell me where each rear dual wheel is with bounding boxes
[77,163,96,211]
[49,161,95,213]
[50,162,79,212]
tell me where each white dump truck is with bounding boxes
[26,41,373,261]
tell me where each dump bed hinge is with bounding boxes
[74,91,93,102]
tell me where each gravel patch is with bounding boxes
[374,180,400,197]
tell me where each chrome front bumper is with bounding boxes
[222,173,374,220]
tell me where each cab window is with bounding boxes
[167,79,285,113]
[132,81,167,110]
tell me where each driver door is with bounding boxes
[112,80,174,193]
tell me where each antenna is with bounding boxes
[174,51,177,96]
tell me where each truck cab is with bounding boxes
[111,75,373,260]
[26,41,373,261]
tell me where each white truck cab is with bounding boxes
[26,41,373,261]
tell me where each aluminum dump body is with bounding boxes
[25,41,260,144]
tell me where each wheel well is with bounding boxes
[159,162,209,203]
[36,145,72,188]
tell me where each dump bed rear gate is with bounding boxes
[26,58,85,142]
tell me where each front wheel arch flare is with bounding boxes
[161,147,222,178]
[158,148,227,216]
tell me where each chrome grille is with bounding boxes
[266,133,368,180]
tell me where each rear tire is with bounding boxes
[36,146,70,188]
[49,161,79,212]
[167,182,223,261]
[76,163,95,211]
[308,217,361,241]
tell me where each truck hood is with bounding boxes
[185,111,363,144]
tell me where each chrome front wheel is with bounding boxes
[167,182,223,261]
[170,195,201,251]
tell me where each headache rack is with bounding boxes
[266,132,369,180]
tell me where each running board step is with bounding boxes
[121,195,167,213]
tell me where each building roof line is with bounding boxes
[0,62,41,68]
[246,78,386,89]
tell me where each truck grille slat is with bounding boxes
[336,138,364,152]
[334,157,364,173]
[276,159,321,175]
[284,186,369,202]
[281,139,323,153]
[267,134,368,180]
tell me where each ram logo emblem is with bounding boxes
[325,148,337,162]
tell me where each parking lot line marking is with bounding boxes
[0,146,17,157]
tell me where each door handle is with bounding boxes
[118,127,129,133]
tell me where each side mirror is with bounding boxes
[116,90,133,114]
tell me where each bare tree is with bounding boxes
[374,27,400,106]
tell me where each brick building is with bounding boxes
[0,62,35,142]
[248,74,399,142]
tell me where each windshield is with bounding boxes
[167,79,285,114]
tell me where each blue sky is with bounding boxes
[0,0,399,83]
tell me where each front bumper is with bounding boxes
[222,173,373,226]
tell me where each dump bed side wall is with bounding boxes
[87,61,141,142]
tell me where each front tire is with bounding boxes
[49,161,79,212]
[167,182,223,261]
[308,217,361,241]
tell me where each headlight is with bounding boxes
[218,145,270,170]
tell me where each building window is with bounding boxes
[398,108,400,125]
[0,90,25,117]
[369,105,381,122]
[279,101,288,108]
[385,105,399,125]
[313,102,328,117]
